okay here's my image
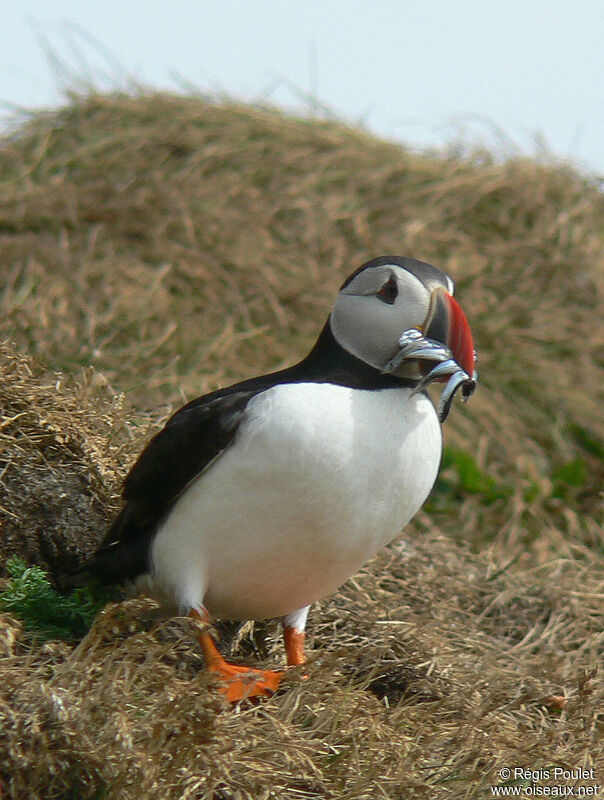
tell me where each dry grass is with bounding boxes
[1,515,602,798]
[0,93,602,798]
[0,341,141,581]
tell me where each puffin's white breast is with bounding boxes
[149,383,441,619]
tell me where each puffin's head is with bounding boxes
[330,255,476,383]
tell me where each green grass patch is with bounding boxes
[0,556,113,642]
[429,446,511,509]
[567,422,604,461]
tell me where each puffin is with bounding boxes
[70,255,477,702]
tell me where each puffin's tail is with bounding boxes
[59,504,155,593]
[58,562,95,593]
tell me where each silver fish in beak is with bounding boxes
[383,286,477,422]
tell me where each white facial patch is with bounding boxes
[330,265,430,370]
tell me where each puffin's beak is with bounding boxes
[423,287,476,378]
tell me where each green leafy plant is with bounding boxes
[0,556,113,642]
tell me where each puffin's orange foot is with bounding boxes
[189,608,284,702]
[208,660,284,702]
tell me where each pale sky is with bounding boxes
[2,0,603,174]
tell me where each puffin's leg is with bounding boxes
[282,606,310,666]
[189,608,283,702]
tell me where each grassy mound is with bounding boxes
[0,94,602,798]
[1,534,601,798]
[0,340,140,582]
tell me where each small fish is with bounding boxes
[388,329,477,422]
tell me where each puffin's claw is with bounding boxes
[189,607,285,702]
[208,661,284,702]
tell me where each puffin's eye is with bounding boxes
[376,276,398,305]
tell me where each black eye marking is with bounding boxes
[376,275,398,305]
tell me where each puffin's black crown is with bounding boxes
[340,255,453,294]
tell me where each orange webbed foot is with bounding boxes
[207,660,284,702]
[189,608,284,702]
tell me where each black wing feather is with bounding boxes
[68,389,254,587]
[120,390,253,530]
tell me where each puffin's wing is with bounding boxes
[67,389,255,587]
[121,389,253,530]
